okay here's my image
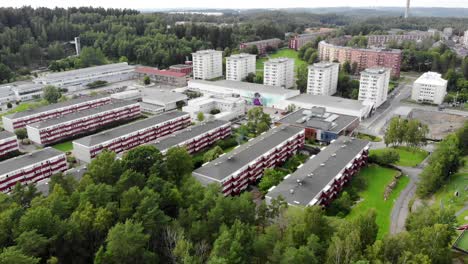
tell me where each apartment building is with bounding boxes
[266,136,369,207]
[0,131,19,159]
[463,30,468,49]
[2,95,112,132]
[169,64,193,75]
[134,67,188,87]
[264,58,295,88]
[73,111,190,163]
[192,125,305,196]
[33,63,136,92]
[318,41,402,78]
[411,72,447,105]
[367,32,433,47]
[152,120,231,154]
[289,28,336,50]
[226,53,256,81]
[358,67,391,108]
[192,50,223,80]
[307,62,340,96]
[182,95,246,121]
[27,101,140,146]
[276,108,360,143]
[239,38,282,55]
[0,147,67,193]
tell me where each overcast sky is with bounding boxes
[2,0,468,9]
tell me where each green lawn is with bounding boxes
[346,165,410,239]
[357,133,382,142]
[370,146,429,167]
[52,141,73,152]
[256,49,307,73]
[454,231,468,251]
[432,156,468,225]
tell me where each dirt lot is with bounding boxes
[412,109,467,140]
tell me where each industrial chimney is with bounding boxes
[404,0,410,19]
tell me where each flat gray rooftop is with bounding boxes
[152,120,229,152]
[0,147,63,176]
[266,136,369,206]
[142,89,188,104]
[0,130,16,141]
[278,108,358,133]
[190,80,297,96]
[27,100,137,129]
[4,95,110,119]
[286,94,366,111]
[242,38,281,45]
[193,125,303,183]
[35,63,135,83]
[74,111,188,147]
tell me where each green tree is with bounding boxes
[122,146,162,176]
[15,229,50,258]
[87,150,123,184]
[14,128,28,142]
[197,112,205,122]
[143,76,150,85]
[258,169,285,194]
[203,146,224,163]
[296,64,308,93]
[247,107,271,136]
[0,63,13,83]
[369,149,400,165]
[42,85,61,104]
[119,56,128,63]
[0,247,39,264]
[95,220,156,264]
[79,47,106,67]
[166,147,193,184]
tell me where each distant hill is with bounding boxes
[147,7,468,18]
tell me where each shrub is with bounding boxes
[216,137,238,150]
[369,149,400,166]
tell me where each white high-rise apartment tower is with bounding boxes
[411,72,447,105]
[358,67,391,108]
[464,30,468,49]
[263,58,295,88]
[307,62,339,96]
[192,50,223,80]
[226,53,256,81]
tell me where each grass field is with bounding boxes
[432,156,468,225]
[454,231,468,252]
[346,165,409,239]
[370,146,429,167]
[256,49,307,73]
[52,141,73,152]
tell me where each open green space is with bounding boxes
[432,156,468,225]
[52,141,73,152]
[356,133,382,142]
[370,146,429,167]
[454,231,468,252]
[256,49,307,72]
[345,165,409,239]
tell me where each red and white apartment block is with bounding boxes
[0,131,19,158]
[152,119,231,154]
[2,95,111,132]
[0,147,67,193]
[73,111,191,163]
[239,38,282,55]
[266,136,369,207]
[193,125,305,196]
[26,100,140,146]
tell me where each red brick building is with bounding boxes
[318,41,402,77]
[239,38,282,55]
[0,131,19,159]
[169,64,193,75]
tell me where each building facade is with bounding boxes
[358,67,391,108]
[0,131,19,159]
[182,95,246,121]
[152,120,231,154]
[266,137,369,207]
[276,108,360,143]
[264,58,295,88]
[239,38,282,55]
[307,62,340,96]
[288,28,336,50]
[367,32,433,47]
[411,72,447,105]
[226,53,256,81]
[33,63,136,92]
[27,101,141,146]
[2,95,112,133]
[192,50,223,80]
[134,67,188,87]
[73,111,190,163]
[463,30,468,49]
[192,125,305,196]
[318,41,402,78]
[169,64,193,75]
[0,147,67,193]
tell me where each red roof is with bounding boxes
[135,67,186,78]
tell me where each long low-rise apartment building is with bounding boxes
[239,38,282,55]
[2,95,111,132]
[33,62,136,92]
[367,32,434,48]
[135,67,188,87]
[152,120,231,154]
[0,131,19,158]
[266,137,369,207]
[27,101,140,146]
[73,111,190,163]
[0,147,67,193]
[193,125,305,196]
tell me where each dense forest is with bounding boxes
[0,144,460,264]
